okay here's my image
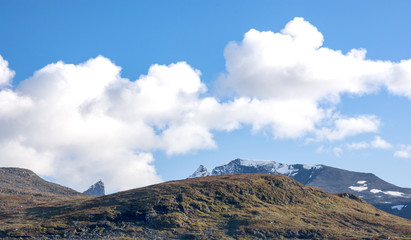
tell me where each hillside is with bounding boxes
[0,167,91,218]
[198,158,411,220]
[1,174,411,239]
[0,168,81,196]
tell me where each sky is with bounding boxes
[1,0,411,193]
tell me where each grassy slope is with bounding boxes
[1,174,411,239]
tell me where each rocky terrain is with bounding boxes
[1,173,411,239]
[191,159,411,220]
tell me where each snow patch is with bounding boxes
[239,159,277,167]
[349,181,368,192]
[302,164,322,170]
[349,185,368,192]
[276,165,292,174]
[391,205,407,211]
[384,191,405,197]
[370,189,406,197]
[370,189,382,194]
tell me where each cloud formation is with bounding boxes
[1,17,411,192]
[218,17,411,140]
[347,136,392,150]
[219,17,393,101]
[0,55,15,88]
[394,145,411,158]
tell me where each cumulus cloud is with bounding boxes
[316,115,380,141]
[219,17,392,101]
[0,56,164,192]
[394,145,411,158]
[387,60,411,99]
[2,17,411,192]
[347,136,392,150]
[371,136,392,149]
[0,55,15,88]
[216,16,411,142]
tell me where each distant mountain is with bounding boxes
[188,165,210,178]
[192,158,411,220]
[0,167,90,215]
[1,174,410,239]
[83,179,105,196]
[0,167,80,196]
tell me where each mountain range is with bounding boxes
[1,164,411,238]
[1,172,411,239]
[190,158,411,220]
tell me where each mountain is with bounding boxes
[188,164,210,178]
[195,158,411,220]
[83,179,105,196]
[0,167,81,196]
[1,174,410,239]
[0,167,91,216]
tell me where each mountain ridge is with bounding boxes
[191,158,411,220]
[1,174,411,239]
[0,167,81,196]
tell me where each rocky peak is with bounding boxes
[83,179,105,196]
[188,165,210,178]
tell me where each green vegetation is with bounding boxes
[1,174,411,239]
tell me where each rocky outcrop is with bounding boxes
[83,179,105,196]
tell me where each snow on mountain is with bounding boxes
[392,205,407,211]
[190,158,411,220]
[188,165,210,178]
[370,188,409,197]
[349,181,368,192]
[212,158,322,178]
[384,191,406,197]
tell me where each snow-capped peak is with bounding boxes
[188,165,210,178]
[213,158,310,177]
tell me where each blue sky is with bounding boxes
[1,1,411,192]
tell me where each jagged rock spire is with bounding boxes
[188,165,210,178]
[83,179,105,196]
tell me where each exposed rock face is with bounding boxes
[188,165,210,178]
[192,158,411,220]
[83,180,105,196]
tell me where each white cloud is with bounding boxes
[386,60,411,99]
[347,136,392,150]
[333,147,343,157]
[219,17,392,102]
[217,17,411,142]
[0,55,15,88]
[2,17,411,192]
[394,145,411,158]
[347,141,369,150]
[316,115,380,141]
[0,56,166,192]
[371,136,392,149]
[0,57,237,192]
